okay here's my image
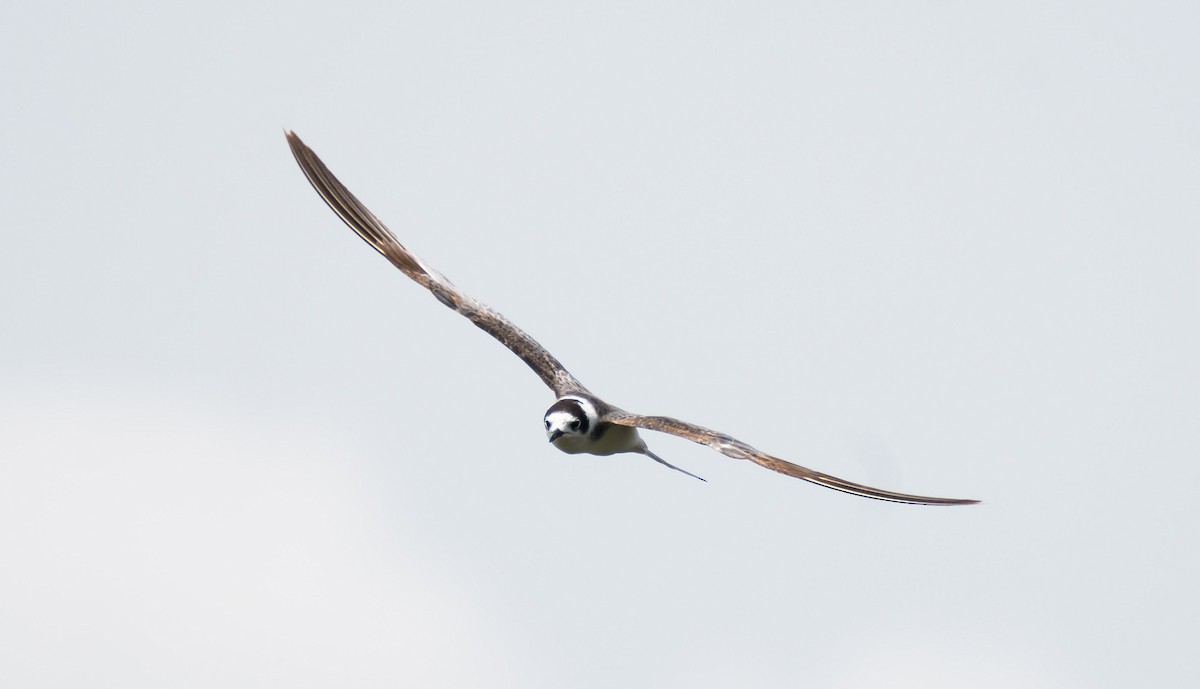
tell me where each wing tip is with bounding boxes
[922,497,981,506]
[284,129,307,157]
[828,485,982,506]
[859,491,981,506]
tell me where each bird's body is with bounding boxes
[543,393,703,479]
[551,422,641,456]
[544,395,633,455]
[285,130,978,505]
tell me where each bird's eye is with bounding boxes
[569,420,580,430]
[545,420,551,429]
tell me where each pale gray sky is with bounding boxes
[2,2,1197,687]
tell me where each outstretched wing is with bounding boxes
[606,410,978,505]
[286,131,588,397]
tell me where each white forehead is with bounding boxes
[544,395,598,426]
[546,410,579,426]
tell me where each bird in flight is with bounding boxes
[285,131,977,506]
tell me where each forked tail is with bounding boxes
[639,447,706,482]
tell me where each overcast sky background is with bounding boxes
[2,2,1197,687]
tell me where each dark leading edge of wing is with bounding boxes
[607,411,979,505]
[285,130,588,397]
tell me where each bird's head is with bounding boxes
[544,396,596,445]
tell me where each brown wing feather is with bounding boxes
[285,131,588,397]
[606,411,978,505]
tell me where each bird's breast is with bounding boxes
[551,423,642,456]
